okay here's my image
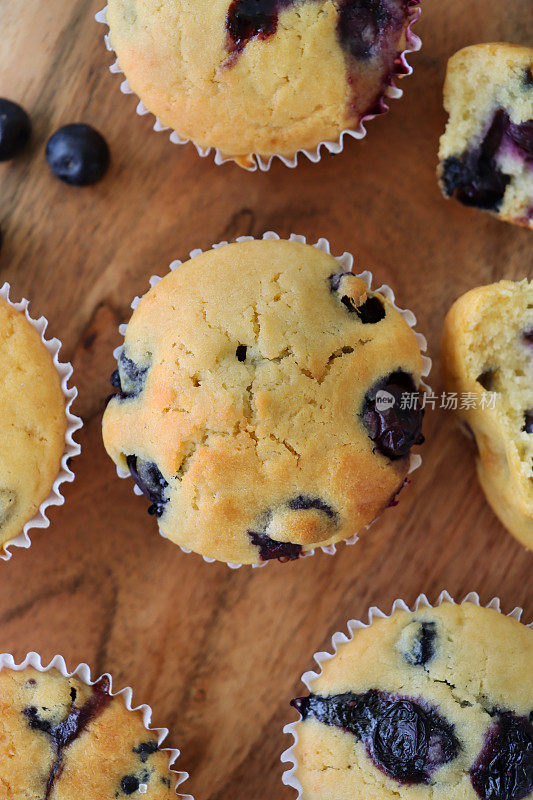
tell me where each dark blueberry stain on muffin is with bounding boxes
[225,0,294,57]
[291,690,459,784]
[401,620,437,666]
[133,740,159,762]
[111,352,150,400]
[523,411,533,434]
[127,455,169,518]
[337,0,407,61]
[522,328,533,346]
[362,371,424,459]
[120,775,140,795]
[288,495,337,519]
[442,110,533,211]
[225,0,411,66]
[248,530,302,561]
[525,67,533,87]
[119,769,150,796]
[329,272,386,323]
[470,712,533,800]
[23,677,111,799]
[236,344,248,361]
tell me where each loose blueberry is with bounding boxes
[121,775,140,795]
[470,712,533,800]
[287,495,337,519]
[400,620,437,666]
[523,411,533,434]
[133,740,159,762]
[46,123,110,186]
[362,371,424,459]
[292,690,459,784]
[0,98,31,161]
[127,455,169,518]
[337,0,405,61]
[248,530,302,562]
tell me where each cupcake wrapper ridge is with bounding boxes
[280,590,533,798]
[95,4,422,172]
[0,283,83,562]
[111,232,431,569]
[0,651,192,799]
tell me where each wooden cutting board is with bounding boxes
[1,1,532,797]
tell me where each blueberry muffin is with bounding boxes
[104,0,421,168]
[102,239,426,565]
[438,44,533,228]
[288,601,533,800]
[441,280,533,551]
[0,666,185,798]
[0,295,67,551]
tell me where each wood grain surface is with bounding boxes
[1,1,532,798]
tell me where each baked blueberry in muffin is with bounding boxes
[103,0,421,167]
[0,666,186,798]
[441,280,533,551]
[288,601,533,799]
[102,239,426,565]
[438,44,533,228]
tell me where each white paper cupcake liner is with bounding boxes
[0,283,82,562]
[110,232,431,569]
[95,3,422,172]
[0,651,192,799]
[281,590,533,798]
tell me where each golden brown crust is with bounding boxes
[102,239,424,564]
[106,0,416,164]
[441,280,533,549]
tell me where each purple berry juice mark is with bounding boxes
[337,0,406,60]
[291,689,459,783]
[470,712,533,800]
[362,371,424,460]
[442,110,533,212]
[523,411,533,434]
[23,677,111,798]
[223,0,414,121]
